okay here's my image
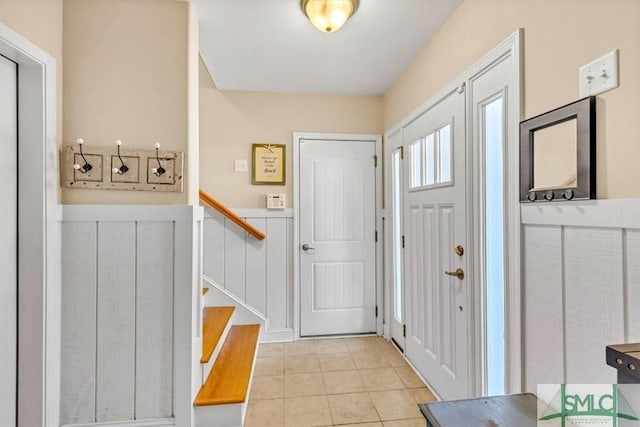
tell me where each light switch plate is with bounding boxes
[579,49,619,97]
[235,159,248,172]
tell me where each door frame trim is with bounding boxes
[383,29,523,395]
[0,23,60,426]
[293,132,383,339]
[382,127,404,345]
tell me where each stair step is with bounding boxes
[202,306,235,363]
[194,324,260,406]
[203,287,209,295]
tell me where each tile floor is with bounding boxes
[245,336,436,427]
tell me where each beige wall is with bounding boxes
[0,0,63,147]
[200,60,383,208]
[384,0,640,199]
[62,0,194,204]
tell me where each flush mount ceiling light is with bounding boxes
[301,0,359,33]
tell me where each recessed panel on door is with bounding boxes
[313,262,364,310]
[439,205,456,377]
[313,158,364,242]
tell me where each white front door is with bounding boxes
[0,54,18,426]
[386,130,406,350]
[403,87,470,400]
[299,137,377,336]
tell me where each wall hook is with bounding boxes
[112,139,129,175]
[72,138,93,173]
[152,143,166,177]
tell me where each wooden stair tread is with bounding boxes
[194,324,260,406]
[201,306,235,363]
[202,287,209,295]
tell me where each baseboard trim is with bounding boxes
[261,328,294,342]
[62,418,175,427]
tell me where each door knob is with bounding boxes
[302,243,315,251]
[445,268,464,280]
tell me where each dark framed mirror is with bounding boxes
[520,96,596,202]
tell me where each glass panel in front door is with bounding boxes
[485,96,506,395]
[392,149,403,323]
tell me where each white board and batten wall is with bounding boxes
[203,207,294,341]
[522,199,640,390]
[60,205,204,427]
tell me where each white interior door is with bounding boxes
[0,54,18,426]
[386,130,406,350]
[403,87,470,400]
[299,138,377,336]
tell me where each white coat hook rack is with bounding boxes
[151,143,166,177]
[112,139,129,175]
[72,138,93,173]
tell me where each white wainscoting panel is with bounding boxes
[136,222,174,419]
[627,230,640,342]
[521,199,640,391]
[96,221,137,422]
[522,225,564,389]
[61,222,97,423]
[202,208,293,335]
[61,206,202,427]
[563,227,623,384]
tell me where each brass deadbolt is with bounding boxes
[455,245,464,256]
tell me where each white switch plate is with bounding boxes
[234,159,248,172]
[579,49,619,97]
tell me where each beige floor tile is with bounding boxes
[370,389,423,420]
[315,338,349,354]
[394,367,425,388]
[244,398,284,427]
[360,367,405,391]
[285,355,321,373]
[408,387,437,404]
[322,370,365,394]
[382,418,425,427]
[285,372,326,397]
[352,351,391,369]
[248,339,428,426]
[319,352,357,372]
[255,357,285,377]
[346,337,383,353]
[375,338,396,350]
[284,395,333,427]
[327,392,380,425]
[251,375,284,400]
[258,342,285,358]
[285,340,318,356]
[380,347,409,367]
[338,423,383,427]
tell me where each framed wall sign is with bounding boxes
[252,143,286,185]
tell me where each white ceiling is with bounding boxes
[192,0,463,96]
